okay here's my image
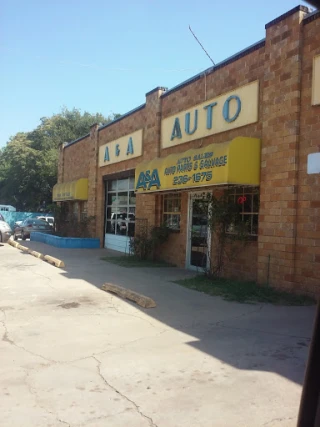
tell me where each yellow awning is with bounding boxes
[135,137,261,193]
[53,178,88,202]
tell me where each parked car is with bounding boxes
[13,218,53,240]
[0,213,13,242]
[111,212,135,236]
[36,216,55,228]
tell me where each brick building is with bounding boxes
[54,5,320,295]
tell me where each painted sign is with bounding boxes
[161,81,259,149]
[312,55,320,106]
[135,137,261,193]
[99,129,143,167]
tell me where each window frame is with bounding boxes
[227,187,259,238]
[162,193,182,232]
[105,177,136,237]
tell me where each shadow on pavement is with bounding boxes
[20,240,316,386]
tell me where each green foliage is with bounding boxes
[206,190,250,278]
[59,215,96,238]
[129,224,170,261]
[49,203,95,238]
[175,275,315,306]
[0,108,119,211]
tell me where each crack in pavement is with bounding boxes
[109,295,160,329]
[30,269,56,290]
[24,371,71,427]
[0,308,55,364]
[92,355,158,427]
[1,306,168,367]
[263,416,294,425]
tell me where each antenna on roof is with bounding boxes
[189,25,215,66]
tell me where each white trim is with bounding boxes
[186,192,211,271]
[104,234,130,254]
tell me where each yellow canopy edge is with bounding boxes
[53,178,88,202]
[135,137,261,193]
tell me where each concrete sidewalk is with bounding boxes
[0,242,316,426]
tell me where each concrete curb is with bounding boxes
[8,239,20,249]
[8,238,64,268]
[29,250,45,260]
[17,244,30,253]
[43,255,65,268]
[102,283,156,308]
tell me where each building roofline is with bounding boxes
[145,86,168,97]
[161,38,266,99]
[98,103,146,131]
[265,5,309,29]
[303,8,320,25]
[64,133,90,148]
[64,103,146,148]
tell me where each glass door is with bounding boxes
[104,176,136,253]
[187,195,209,270]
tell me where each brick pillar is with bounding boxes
[144,86,167,161]
[87,123,99,237]
[258,6,309,289]
[135,87,167,229]
[57,142,67,184]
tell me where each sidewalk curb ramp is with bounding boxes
[8,238,64,268]
[102,283,156,308]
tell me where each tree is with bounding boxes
[0,108,118,211]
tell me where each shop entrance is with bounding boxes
[186,193,210,271]
[104,177,136,253]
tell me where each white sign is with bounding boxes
[99,129,143,167]
[307,153,320,174]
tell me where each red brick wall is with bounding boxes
[62,137,90,182]
[156,192,188,267]
[295,15,320,294]
[258,8,308,291]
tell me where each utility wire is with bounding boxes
[189,25,215,66]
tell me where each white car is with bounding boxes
[37,216,55,227]
[0,213,12,243]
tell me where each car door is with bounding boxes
[14,220,23,237]
[19,219,29,236]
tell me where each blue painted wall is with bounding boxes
[1,212,40,229]
[31,232,100,249]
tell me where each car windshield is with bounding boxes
[27,219,50,226]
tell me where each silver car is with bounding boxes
[0,213,12,243]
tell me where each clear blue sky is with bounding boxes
[1,0,311,147]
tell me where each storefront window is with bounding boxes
[163,194,181,231]
[227,187,259,236]
[105,177,136,237]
